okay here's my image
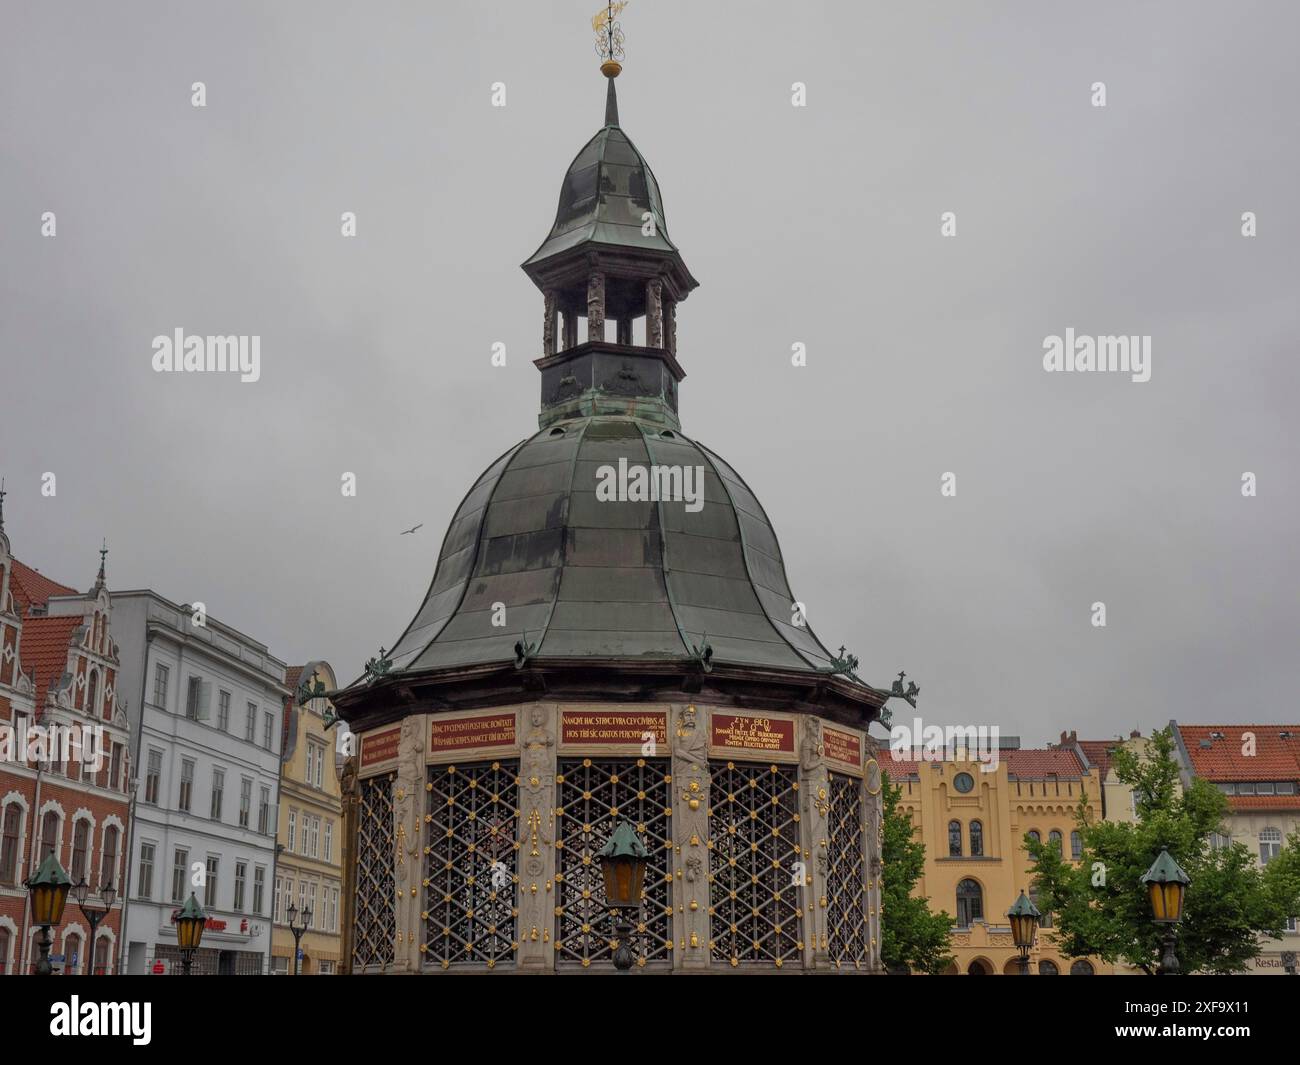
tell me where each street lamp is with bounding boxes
[176,893,207,975]
[286,902,312,975]
[1141,847,1190,975]
[1008,889,1041,976]
[596,820,648,971]
[72,877,116,974]
[24,851,72,975]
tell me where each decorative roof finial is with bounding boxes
[593,0,626,78]
[96,537,108,588]
[0,477,6,532]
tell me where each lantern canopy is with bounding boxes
[1007,889,1041,950]
[1141,848,1190,924]
[597,820,649,909]
[176,892,207,951]
[25,851,73,927]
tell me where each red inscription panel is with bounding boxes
[428,712,517,754]
[823,725,863,770]
[359,726,401,769]
[711,713,795,755]
[561,709,668,746]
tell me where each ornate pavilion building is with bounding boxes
[333,57,891,974]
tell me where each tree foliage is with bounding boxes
[880,771,954,974]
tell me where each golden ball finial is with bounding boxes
[601,59,622,78]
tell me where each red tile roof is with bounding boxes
[1230,796,1300,811]
[284,666,304,693]
[1177,724,1300,782]
[882,756,921,779]
[9,559,78,615]
[1005,748,1085,777]
[19,615,81,710]
[1078,740,1118,777]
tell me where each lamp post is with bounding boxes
[1141,847,1190,975]
[286,902,312,975]
[176,893,207,975]
[1008,889,1041,976]
[72,877,116,974]
[596,820,648,971]
[24,851,73,975]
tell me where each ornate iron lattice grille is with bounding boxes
[555,757,672,969]
[825,771,868,969]
[352,774,396,970]
[708,760,803,968]
[423,760,520,970]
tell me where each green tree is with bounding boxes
[1027,727,1300,974]
[880,771,954,974]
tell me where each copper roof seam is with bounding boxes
[532,418,592,659]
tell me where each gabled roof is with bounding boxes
[1175,724,1300,784]
[1004,748,1085,778]
[1078,739,1118,777]
[9,559,78,615]
[19,614,81,709]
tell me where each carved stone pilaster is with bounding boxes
[863,738,884,971]
[543,289,557,356]
[646,278,663,347]
[517,703,556,970]
[337,755,360,974]
[664,298,677,356]
[798,714,831,968]
[586,272,605,342]
[391,716,424,971]
[671,704,710,969]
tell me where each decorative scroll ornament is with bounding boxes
[593,1,627,66]
[297,671,327,706]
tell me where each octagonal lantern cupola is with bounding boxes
[522,68,698,430]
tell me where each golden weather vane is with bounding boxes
[593,0,627,76]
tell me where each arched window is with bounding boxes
[93,935,111,975]
[64,932,82,976]
[956,879,983,927]
[0,925,11,974]
[40,811,60,860]
[0,806,21,885]
[1070,830,1083,860]
[969,820,984,857]
[1026,829,1041,845]
[1260,827,1283,865]
[1070,959,1095,975]
[1038,959,1059,975]
[85,671,99,719]
[100,826,119,891]
[948,820,962,857]
[71,820,90,882]
[1048,829,1063,854]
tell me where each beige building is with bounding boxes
[272,662,343,973]
[1058,730,1152,823]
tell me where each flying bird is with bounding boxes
[401,523,423,535]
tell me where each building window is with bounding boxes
[1070,959,1095,975]
[234,862,247,912]
[1048,829,1063,854]
[93,936,110,976]
[0,805,20,884]
[235,777,250,828]
[273,877,283,924]
[185,676,202,720]
[1070,830,1083,860]
[0,926,10,974]
[324,821,333,863]
[145,749,162,804]
[40,810,59,860]
[204,856,219,908]
[1209,831,1231,850]
[179,758,194,813]
[1026,829,1041,845]
[218,690,231,732]
[298,881,307,915]
[245,703,257,742]
[263,712,274,751]
[171,848,189,904]
[288,810,296,852]
[71,820,90,882]
[305,743,315,785]
[956,878,983,927]
[948,820,962,857]
[308,882,317,927]
[1260,827,1283,865]
[314,743,323,788]
[210,768,225,821]
[85,671,99,719]
[138,842,155,900]
[969,820,983,857]
[1038,959,1059,975]
[153,663,169,707]
[64,932,82,976]
[253,866,266,915]
[109,743,123,792]
[329,886,339,932]
[309,816,319,859]
[258,787,271,835]
[100,825,119,890]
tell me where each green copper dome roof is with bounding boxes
[523,84,679,267]
[380,416,843,676]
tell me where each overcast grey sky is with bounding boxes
[2,1,1296,745]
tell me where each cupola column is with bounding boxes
[562,309,578,350]
[646,278,663,348]
[542,289,558,357]
[586,272,606,342]
[664,297,677,357]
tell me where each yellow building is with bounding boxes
[272,661,344,974]
[886,742,1111,975]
